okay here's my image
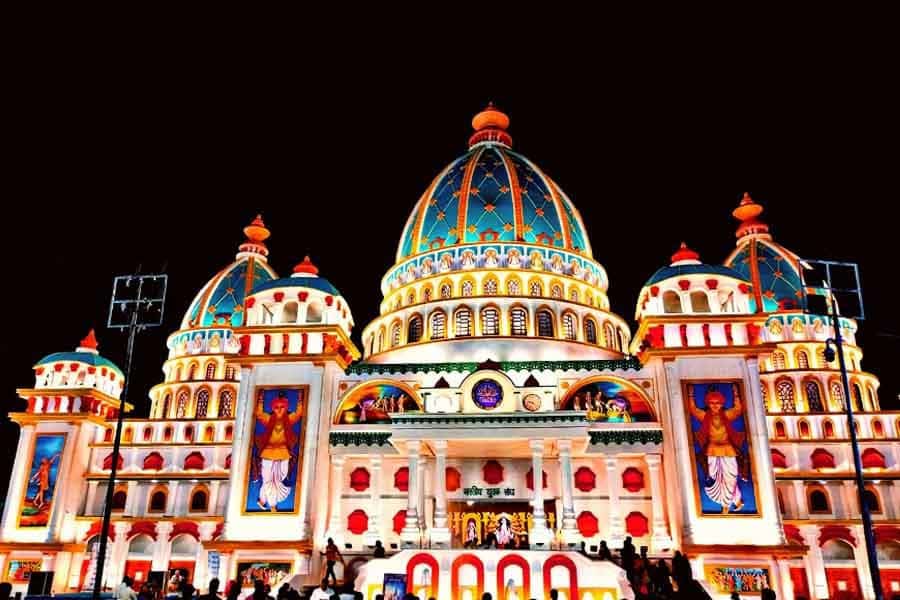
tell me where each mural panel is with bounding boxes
[335,382,420,424]
[703,565,771,595]
[562,377,655,422]
[236,561,292,588]
[244,387,306,514]
[20,433,66,527]
[684,381,758,515]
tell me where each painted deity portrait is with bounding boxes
[20,433,65,527]
[245,388,305,513]
[684,381,758,515]
[335,383,419,424]
[562,378,655,422]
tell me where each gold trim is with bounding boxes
[240,385,310,517]
[73,514,225,522]
[683,543,808,558]
[17,431,69,529]
[682,379,762,517]
[640,344,776,360]
[8,413,109,427]
[227,352,354,370]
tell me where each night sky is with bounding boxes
[3,46,898,487]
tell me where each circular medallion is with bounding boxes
[472,379,504,410]
[522,394,541,412]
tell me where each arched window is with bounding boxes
[205,362,216,380]
[173,366,182,382]
[407,291,416,306]
[189,487,209,512]
[506,278,521,296]
[510,308,527,336]
[377,328,385,352]
[852,383,863,411]
[481,308,499,336]
[455,308,472,337]
[604,322,616,349]
[761,384,771,411]
[422,286,433,302]
[584,318,598,344]
[430,311,446,340]
[123,427,133,443]
[307,302,323,323]
[830,380,844,410]
[460,280,474,297]
[218,388,234,418]
[808,488,830,513]
[148,489,167,512]
[188,363,198,381]
[550,284,563,299]
[823,419,836,439]
[618,328,627,352]
[796,350,810,369]
[143,426,153,442]
[569,287,580,303]
[184,425,194,442]
[772,352,786,371]
[863,486,881,513]
[203,425,215,442]
[872,419,885,438]
[774,420,787,438]
[111,487,127,511]
[562,313,577,341]
[103,428,113,443]
[663,291,682,313]
[282,301,298,323]
[776,380,796,412]
[175,389,189,419]
[163,426,173,441]
[195,389,210,418]
[537,310,555,337]
[161,394,171,418]
[816,346,828,367]
[483,278,498,296]
[805,380,824,412]
[690,291,710,313]
[440,283,452,299]
[225,366,235,380]
[407,316,423,344]
[390,322,402,347]
[225,425,233,441]
[867,386,877,410]
[798,420,811,439]
[128,534,153,555]
[529,280,543,297]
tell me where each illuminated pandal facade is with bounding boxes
[1,107,898,600]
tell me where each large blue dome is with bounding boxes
[396,106,592,261]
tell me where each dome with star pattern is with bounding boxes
[396,104,592,262]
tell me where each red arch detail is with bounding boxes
[497,554,531,600]
[407,553,440,600]
[542,554,579,600]
[451,553,484,600]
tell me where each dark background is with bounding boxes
[3,36,898,488]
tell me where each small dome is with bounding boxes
[396,105,591,261]
[181,216,278,329]
[645,242,746,286]
[251,256,342,297]
[34,330,124,397]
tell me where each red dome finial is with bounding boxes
[671,242,700,264]
[244,214,271,243]
[80,329,99,350]
[732,192,769,238]
[293,255,319,275]
[469,103,513,148]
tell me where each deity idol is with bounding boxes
[689,387,748,513]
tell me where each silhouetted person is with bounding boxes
[598,540,613,561]
[198,578,221,600]
[482,594,492,600]
[181,583,195,600]
[0,582,13,600]
[549,589,558,600]
[620,537,636,582]
[373,540,386,558]
[761,589,776,600]
[731,592,741,600]
[225,580,241,600]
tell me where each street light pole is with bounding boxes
[91,273,166,599]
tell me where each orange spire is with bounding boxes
[732,192,770,238]
[468,103,513,148]
[243,214,271,243]
[671,242,700,264]
[293,255,319,275]
[80,329,99,350]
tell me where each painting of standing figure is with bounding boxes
[684,381,758,515]
[20,433,65,527]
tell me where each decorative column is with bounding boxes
[124,481,139,517]
[153,522,175,572]
[208,481,222,514]
[793,481,809,519]
[776,559,794,600]
[166,481,181,517]
[430,441,451,547]
[529,439,552,547]
[417,455,426,533]
[364,455,383,547]
[851,524,876,600]
[605,456,625,548]
[85,481,100,516]
[803,528,829,599]
[557,439,578,545]
[644,454,673,551]
[326,454,346,544]
[1,424,35,538]
[400,440,421,547]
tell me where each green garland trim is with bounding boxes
[346,357,642,376]
[391,412,588,425]
[589,429,663,445]
[329,431,392,447]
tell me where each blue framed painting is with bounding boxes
[244,387,306,514]
[20,433,66,527]
[683,381,759,515]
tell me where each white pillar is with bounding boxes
[124,481,139,517]
[364,454,383,547]
[558,439,578,546]
[777,559,794,600]
[417,455,426,533]
[208,481,222,514]
[1,424,35,537]
[645,454,673,551]
[793,481,809,519]
[605,455,625,548]
[401,441,421,547]
[85,481,100,516]
[804,528,829,599]
[430,441,451,547]
[153,522,174,572]
[529,439,552,547]
[167,481,181,517]
[852,524,876,600]
[327,454,346,544]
